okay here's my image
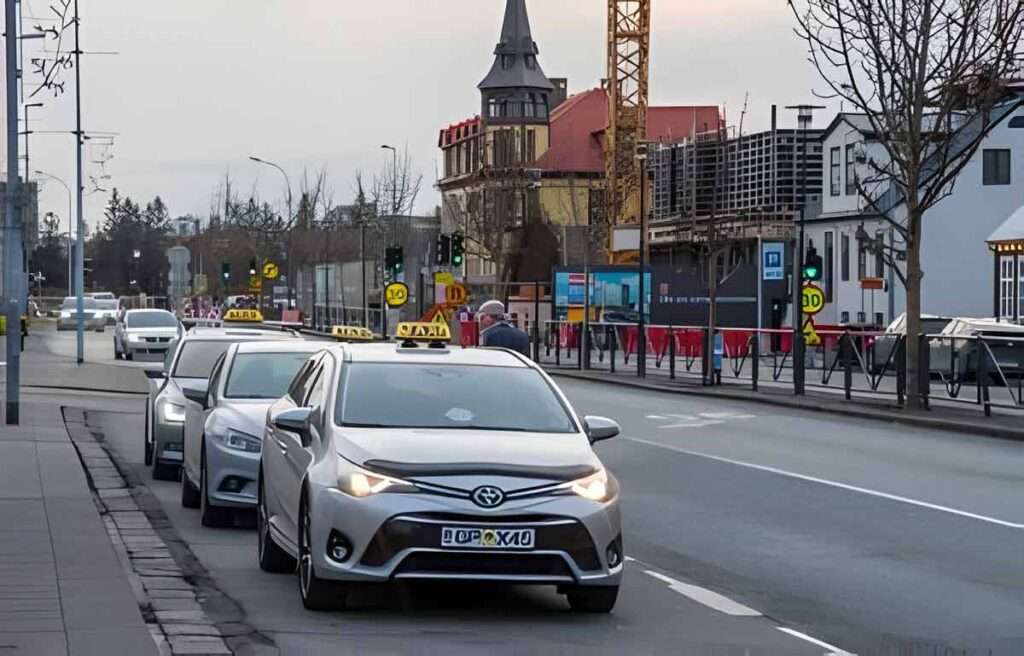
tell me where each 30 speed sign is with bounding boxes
[801,283,826,316]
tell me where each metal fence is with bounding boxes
[533,321,1024,417]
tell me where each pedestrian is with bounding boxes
[477,299,530,357]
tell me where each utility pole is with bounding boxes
[786,104,824,396]
[5,0,24,423]
[635,144,649,378]
[73,0,85,364]
[360,221,368,329]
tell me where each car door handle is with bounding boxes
[271,435,289,452]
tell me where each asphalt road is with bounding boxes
[32,326,1024,654]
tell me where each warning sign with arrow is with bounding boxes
[803,317,822,346]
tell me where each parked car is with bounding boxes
[114,309,181,361]
[180,341,323,526]
[929,318,1024,384]
[870,313,953,374]
[87,292,117,301]
[56,297,105,332]
[93,298,121,326]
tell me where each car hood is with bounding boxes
[211,400,273,439]
[336,427,600,479]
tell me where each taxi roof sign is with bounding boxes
[395,321,451,343]
[331,325,374,342]
[223,309,264,323]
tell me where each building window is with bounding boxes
[526,129,536,162]
[845,144,857,195]
[874,230,885,278]
[841,233,850,281]
[875,312,885,326]
[524,95,536,118]
[825,231,834,302]
[841,311,850,324]
[857,238,867,280]
[830,147,841,196]
[501,54,515,70]
[1018,256,1023,319]
[525,54,537,70]
[983,149,1011,185]
[1001,257,1014,318]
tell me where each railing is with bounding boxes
[535,321,1024,417]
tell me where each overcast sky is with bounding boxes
[5,0,834,233]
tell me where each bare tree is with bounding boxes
[790,0,1023,407]
[373,144,423,218]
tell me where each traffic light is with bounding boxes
[451,232,465,268]
[248,259,257,277]
[435,235,451,266]
[803,246,824,282]
[385,246,404,278]
[222,262,231,282]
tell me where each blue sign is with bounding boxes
[762,243,785,281]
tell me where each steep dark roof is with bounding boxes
[478,0,554,91]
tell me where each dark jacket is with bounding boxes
[481,321,531,356]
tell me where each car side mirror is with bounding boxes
[182,387,208,410]
[584,416,620,444]
[273,408,313,446]
[144,369,166,380]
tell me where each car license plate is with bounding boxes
[440,527,535,550]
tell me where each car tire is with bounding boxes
[298,495,346,611]
[152,459,178,482]
[181,467,200,509]
[200,444,231,528]
[125,350,134,361]
[258,473,295,573]
[143,401,154,466]
[565,585,619,614]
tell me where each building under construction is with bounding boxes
[648,114,824,247]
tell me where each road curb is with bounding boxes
[62,406,238,656]
[547,369,1024,442]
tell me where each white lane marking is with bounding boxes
[646,414,668,420]
[700,412,757,420]
[660,420,725,429]
[644,570,762,616]
[625,436,1024,530]
[777,627,855,655]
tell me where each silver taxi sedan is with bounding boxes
[257,327,623,613]
[180,341,323,527]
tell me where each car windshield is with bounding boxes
[337,363,577,433]
[224,352,314,399]
[127,311,178,329]
[173,341,232,379]
[61,298,96,310]
[95,300,118,310]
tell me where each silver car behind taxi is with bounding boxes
[257,340,623,613]
[180,341,323,526]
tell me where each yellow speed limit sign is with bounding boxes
[445,282,468,308]
[385,282,409,308]
[262,262,279,280]
[802,283,826,316]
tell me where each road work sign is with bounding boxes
[802,283,825,316]
[803,317,822,346]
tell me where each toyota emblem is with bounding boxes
[471,486,506,508]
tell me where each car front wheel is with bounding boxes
[257,473,295,573]
[200,444,231,528]
[566,585,619,613]
[298,495,346,611]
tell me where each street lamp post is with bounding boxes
[635,145,649,378]
[21,103,43,183]
[35,170,74,296]
[785,104,825,396]
[249,156,292,314]
[380,145,398,339]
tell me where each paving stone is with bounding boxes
[146,589,195,600]
[141,577,192,591]
[149,598,203,612]
[161,623,220,637]
[167,636,231,655]
[101,496,140,512]
[97,488,132,499]
[154,610,207,623]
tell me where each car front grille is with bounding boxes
[393,552,574,580]
[359,513,601,572]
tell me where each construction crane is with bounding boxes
[606,0,651,259]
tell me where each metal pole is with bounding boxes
[35,172,73,296]
[73,0,85,364]
[5,0,23,423]
[360,222,367,329]
[638,157,648,378]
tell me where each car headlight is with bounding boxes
[128,334,143,343]
[338,464,417,498]
[218,430,261,454]
[60,311,71,319]
[159,400,186,424]
[569,469,616,502]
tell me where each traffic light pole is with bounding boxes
[5,0,23,423]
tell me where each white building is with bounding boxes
[805,99,1024,326]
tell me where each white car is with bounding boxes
[180,340,323,527]
[114,309,181,361]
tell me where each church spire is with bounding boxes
[479,0,553,92]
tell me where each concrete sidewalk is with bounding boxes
[0,399,158,656]
[548,367,1024,441]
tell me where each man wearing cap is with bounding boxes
[477,300,530,356]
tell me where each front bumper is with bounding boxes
[126,340,172,357]
[152,418,184,465]
[307,487,623,587]
[204,436,260,509]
